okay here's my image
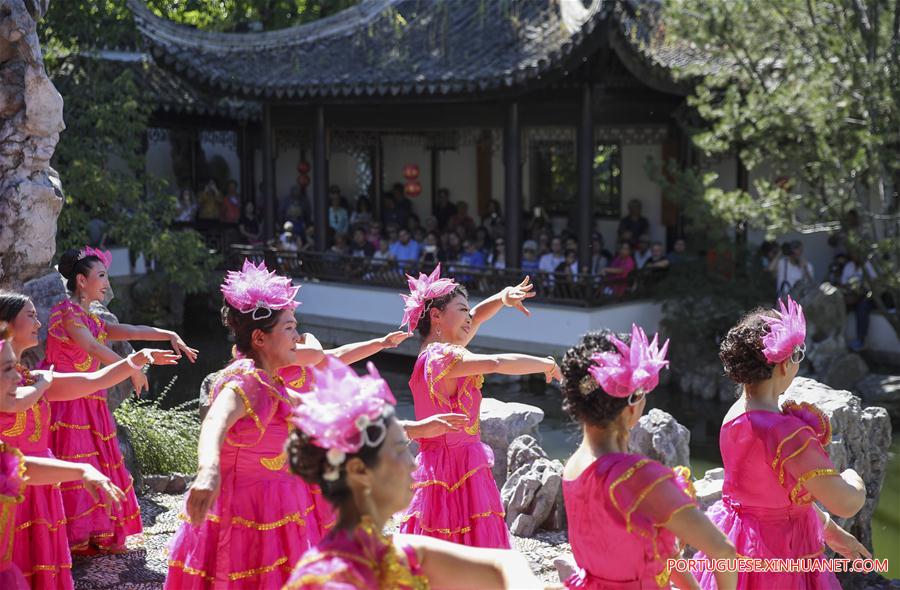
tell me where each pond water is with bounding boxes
[144,300,899,578]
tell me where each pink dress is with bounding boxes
[43,300,141,551]
[165,359,334,589]
[563,453,696,589]
[0,366,73,589]
[0,442,28,590]
[694,402,841,589]
[284,517,428,589]
[399,342,510,548]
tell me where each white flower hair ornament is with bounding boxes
[290,357,397,482]
[221,259,300,320]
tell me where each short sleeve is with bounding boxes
[212,361,277,447]
[608,457,696,534]
[422,343,464,408]
[284,555,365,589]
[765,405,838,504]
[47,301,84,342]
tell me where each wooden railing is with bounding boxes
[228,245,665,308]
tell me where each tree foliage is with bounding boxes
[661,0,900,335]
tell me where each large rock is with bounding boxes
[198,368,226,422]
[501,435,564,537]
[694,467,724,513]
[815,352,869,392]
[783,377,892,550]
[854,374,900,422]
[479,398,544,484]
[18,271,65,367]
[116,423,142,495]
[628,409,691,468]
[0,0,64,288]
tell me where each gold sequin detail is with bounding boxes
[228,556,289,581]
[411,464,489,492]
[28,401,42,443]
[2,412,26,437]
[260,451,288,471]
[231,506,314,531]
[790,468,839,504]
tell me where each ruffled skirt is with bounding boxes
[400,440,510,548]
[0,564,28,590]
[694,497,840,589]
[165,474,334,589]
[49,395,142,550]
[10,478,74,590]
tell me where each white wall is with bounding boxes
[274,146,301,205]
[437,143,479,217]
[145,134,178,193]
[620,144,664,243]
[329,151,359,201]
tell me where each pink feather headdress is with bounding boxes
[290,358,396,481]
[399,264,458,334]
[586,324,669,403]
[761,296,806,364]
[221,259,300,320]
[78,246,112,269]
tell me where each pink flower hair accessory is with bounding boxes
[78,246,112,269]
[761,296,807,364]
[290,358,397,482]
[221,259,300,320]
[399,263,458,334]
[586,324,669,404]
[0,442,27,501]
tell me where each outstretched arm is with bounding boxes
[321,331,410,366]
[41,349,180,402]
[10,373,53,412]
[445,350,561,382]
[293,332,326,367]
[24,457,125,512]
[105,323,198,362]
[463,277,535,346]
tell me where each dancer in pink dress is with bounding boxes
[167,260,335,589]
[0,292,178,588]
[694,297,870,589]
[397,265,562,548]
[0,325,125,590]
[42,248,197,553]
[285,357,544,589]
[559,326,737,589]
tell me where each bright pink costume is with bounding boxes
[0,366,73,589]
[693,402,840,589]
[563,454,695,589]
[285,517,428,589]
[399,342,510,548]
[43,300,141,551]
[0,442,29,590]
[165,358,334,589]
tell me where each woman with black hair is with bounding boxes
[284,357,544,589]
[558,327,737,589]
[396,265,562,548]
[43,247,196,554]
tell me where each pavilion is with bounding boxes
[128,0,738,271]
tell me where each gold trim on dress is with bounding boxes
[410,464,489,492]
[1,412,26,437]
[770,425,815,470]
[260,451,288,471]
[398,509,504,536]
[227,556,290,581]
[790,468,839,504]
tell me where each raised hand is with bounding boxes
[31,366,55,392]
[380,331,411,349]
[501,276,536,317]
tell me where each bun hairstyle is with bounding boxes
[57,248,102,293]
[719,308,779,385]
[417,284,468,337]
[561,330,633,426]
[220,303,282,357]
[0,290,30,324]
[287,410,396,506]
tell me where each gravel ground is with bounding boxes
[71,492,569,588]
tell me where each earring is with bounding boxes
[436,327,442,337]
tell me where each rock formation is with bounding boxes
[0,0,64,289]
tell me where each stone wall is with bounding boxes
[0,0,64,289]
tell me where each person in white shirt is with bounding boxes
[538,237,565,274]
[840,255,877,352]
[776,241,814,297]
[633,234,652,269]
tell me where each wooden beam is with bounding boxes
[262,104,275,240]
[313,105,328,251]
[577,83,594,273]
[504,102,522,269]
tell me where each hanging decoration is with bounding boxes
[297,174,310,187]
[403,163,420,180]
[404,181,422,197]
[296,161,310,174]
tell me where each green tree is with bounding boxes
[660,0,900,336]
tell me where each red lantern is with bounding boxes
[404,180,422,197]
[403,163,419,180]
[297,174,310,187]
[296,161,310,174]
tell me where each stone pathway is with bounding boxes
[71,492,570,588]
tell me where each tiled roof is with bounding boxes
[128,0,704,101]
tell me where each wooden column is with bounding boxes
[504,102,522,269]
[313,106,328,251]
[373,133,383,220]
[576,84,594,273]
[262,104,275,240]
[430,147,440,216]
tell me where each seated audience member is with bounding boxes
[601,241,636,297]
[634,234,652,269]
[668,237,690,265]
[389,228,421,265]
[521,240,540,273]
[644,241,670,273]
[350,227,374,258]
[278,221,300,251]
[539,237,565,275]
[419,232,443,266]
